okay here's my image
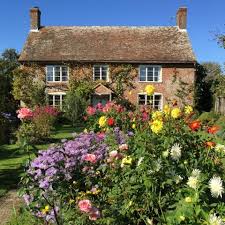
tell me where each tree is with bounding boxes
[195,62,223,112]
[0,49,19,113]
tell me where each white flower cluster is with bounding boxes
[209,213,225,225]
[170,143,182,161]
[187,169,201,190]
[209,176,224,198]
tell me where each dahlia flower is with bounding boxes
[209,176,224,198]
[209,213,225,225]
[171,108,181,119]
[170,143,182,160]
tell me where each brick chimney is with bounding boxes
[176,7,187,30]
[30,7,41,31]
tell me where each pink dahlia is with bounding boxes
[78,200,92,213]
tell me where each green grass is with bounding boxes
[0,124,84,198]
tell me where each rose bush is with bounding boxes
[16,106,59,144]
[20,90,225,224]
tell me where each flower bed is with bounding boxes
[20,87,225,225]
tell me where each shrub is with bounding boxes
[198,111,220,125]
[65,90,88,126]
[16,106,59,144]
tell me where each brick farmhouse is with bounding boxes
[19,7,196,110]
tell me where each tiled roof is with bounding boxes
[19,26,196,63]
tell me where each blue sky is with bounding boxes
[0,0,224,65]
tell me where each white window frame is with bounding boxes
[93,65,109,81]
[46,65,69,82]
[137,92,163,110]
[139,65,162,82]
[48,92,66,110]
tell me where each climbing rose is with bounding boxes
[145,85,155,96]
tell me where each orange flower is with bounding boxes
[207,125,220,134]
[189,120,201,131]
[205,141,216,149]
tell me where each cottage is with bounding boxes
[19,7,196,110]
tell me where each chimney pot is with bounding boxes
[30,7,41,31]
[176,7,187,30]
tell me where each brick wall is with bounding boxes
[22,62,195,106]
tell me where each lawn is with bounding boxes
[0,124,84,198]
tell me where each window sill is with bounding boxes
[138,81,163,83]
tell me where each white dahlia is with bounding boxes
[209,213,225,225]
[215,144,225,153]
[191,169,201,177]
[187,176,198,190]
[170,143,182,160]
[209,176,224,198]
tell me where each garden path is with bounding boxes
[0,190,22,225]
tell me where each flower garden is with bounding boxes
[17,85,225,225]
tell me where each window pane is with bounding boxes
[94,66,101,80]
[147,95,153,106]
[140,67,146,81]
[62,67,68,81]
[62,95,66,110]
[55,66,61,81]
[54,95,61,107]
[47,66,53,81]
[154,67,160,82]
[48,95,53,106]
[101,66,108,80]
[138,95,146,105]
[147,67,154,81]
[154,95,162,109]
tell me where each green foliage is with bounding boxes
[198,111,220,125]
[12,67,45,107]
[65,90,88,126]
[109,64,136,103]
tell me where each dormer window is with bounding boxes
[93,65,109,81]
[46,66,68,82]
[139,65,162,82]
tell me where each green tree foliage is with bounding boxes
[195,62,223,112]
[12,66,46,107]
[0,49,19,112]
[65,90,88,126]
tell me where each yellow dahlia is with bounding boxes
[145,85,155,96]
[184,105,193,115]
[150,120,163,134]
[99,116,107,127]
[163,104,171,116]
[171,108,181,119]
[152,111,163,120]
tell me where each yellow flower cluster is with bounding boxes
[41,205,50,214]
[163,104,171,116]
[150,120,163,134]
[145,85,155,96]
[99,116,107,127]
[152,111,163,120]
[184,105,193,115]
[171,108,181,119]
[121,156,132,167]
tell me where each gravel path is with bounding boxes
[0,190,22,225]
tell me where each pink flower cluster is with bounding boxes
[33,106,59,117]
[84,153,97,164]
[86,101,124,116]
[17,107,33,120]
[78,200,100,221]
[107,143,129,163]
